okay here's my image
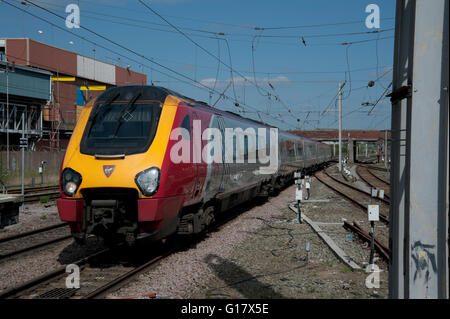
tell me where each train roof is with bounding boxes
[97,85,327,145]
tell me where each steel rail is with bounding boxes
[0,248,110,299]
[8,185,59,195]
[0,235,72,261]
[0,223,68,244]
[356,165,390,200]
[314,171,389,224]
[82,249,173,299]
[324,170,390,206]
[367,168,391,186]
[343,221,390,261]
[23,191,60,203]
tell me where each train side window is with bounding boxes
[297,143,303,157]
[181,115,190,140]
[244,135,248,161]
[288,142,295,157]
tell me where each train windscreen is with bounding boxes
[80,99,162,156]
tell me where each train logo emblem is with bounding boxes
[103,165,115,178]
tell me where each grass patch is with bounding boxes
[340,266,352,273]
[40,196,49,203]
[308,286,316,293]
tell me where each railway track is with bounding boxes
[313,168,390,264]
[23,191,60,203]
[0,233,199,299]
[343,221,390,261]
[356,166,390,200]
[0,223,71,262]
[367,168,390,185]
[0,194,265,299]
[314,170,389,224]
[8,185,59,195]
[0,247,111,299]
[359,164,390,172]
[5,185,60,203]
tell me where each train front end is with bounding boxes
[57,86,182,245]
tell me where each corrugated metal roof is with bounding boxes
[0,61,51,101]
[0,61,52,76]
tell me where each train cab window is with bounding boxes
[80,100,162,156]
[181,115,191,140]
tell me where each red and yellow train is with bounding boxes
[57,86,331,244]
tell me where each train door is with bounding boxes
[314,144,318,165]
[191,111,204,199]
[217,117,229,191]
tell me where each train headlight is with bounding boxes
[62,168,82,197]
[135,167,160,196]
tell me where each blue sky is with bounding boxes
[0,0,395,131]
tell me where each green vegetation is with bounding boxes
[40,196,49,203]
[308,286,316,293]
[339,266,352,273]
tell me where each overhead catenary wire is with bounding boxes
[30,0,395,39]
[253,17,395,30]
[4,0,396,130]
[367,82,393,115]
[342,45,353,100]
[34,0,396,35]
[138,0,295,115]
[3,1,289,129]
[18,0,395,50]
[138,1,290,105]
[249,28,394,39]
[4,0,299,129]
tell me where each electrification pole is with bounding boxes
[384,128,388,169]
[338,82,344,172]
[21,112,25,211]
[389,0,448,299]
[6,62,9,170]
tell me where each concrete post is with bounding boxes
[348,136,354,163]
[390,0,449,299]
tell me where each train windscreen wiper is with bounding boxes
[111,92,142,137]
[89,92,120,125]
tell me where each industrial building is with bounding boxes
[0,38,147,151]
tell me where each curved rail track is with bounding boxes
[343,221,390,261]
[356,166,390,200]
[367,168,390,186]
[314,168,390,263]
[314,170,389,224]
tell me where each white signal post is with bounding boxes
[20,113,27,211]
[368,188,381,266]
[294,171,304,224]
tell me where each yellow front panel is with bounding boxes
[62,95,180,198]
